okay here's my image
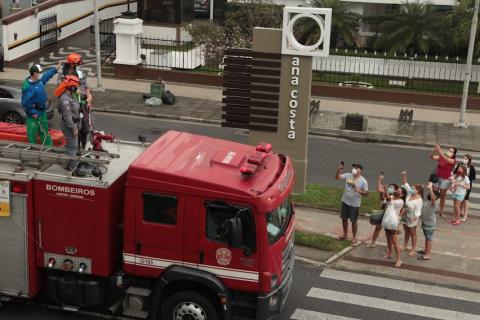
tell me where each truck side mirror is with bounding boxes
[227,217,243,248]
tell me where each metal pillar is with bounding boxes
[93,0,104,91]
[458,0,479,127]
[210,0,214,21]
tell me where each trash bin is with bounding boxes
[150,81,165,98]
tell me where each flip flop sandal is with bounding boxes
[417,250,425,254]
[394,262,402,268]
[336,236,347,240]
[351,241,362,247]
[367,243,377,248]
[417,256,431,261]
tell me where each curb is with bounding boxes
[325,246,354,265]
[309,128,480,152]
[294,256,327,268]
[292,203,372,218]
[95,109,480,152]
[94,108,222,125]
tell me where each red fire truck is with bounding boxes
[0,130,295,320]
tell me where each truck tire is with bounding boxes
[161,291,219,320]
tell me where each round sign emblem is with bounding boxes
[215,248,232,266]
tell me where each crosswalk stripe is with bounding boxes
[445,201,480,209]
[456,158,480,165]
[291,309,360,320]
[320,269,480,303]
[307,288,480,320]
[468,192,480,199]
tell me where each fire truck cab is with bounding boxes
[0,130,295,320]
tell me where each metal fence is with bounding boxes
[136,39,480,95]
[39,13,58,48]
[90,18,116,62]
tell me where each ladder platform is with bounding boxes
[0,140,120,166]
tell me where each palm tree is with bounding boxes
[293,0,361,48]
[374,1,446,55]
[448,0,480,56]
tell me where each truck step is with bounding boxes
[62,305,80,312]
[123,308,149,319]
[126,286,151,297]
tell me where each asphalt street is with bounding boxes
[52,112,437,186]
[45,112,479,210]
[3,262,480,320]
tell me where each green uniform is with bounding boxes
[26,113,52,146]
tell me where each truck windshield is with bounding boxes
[266,199,292,244]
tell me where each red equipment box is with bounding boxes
[0,122,65,146]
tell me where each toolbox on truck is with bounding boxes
[0,122,66,146]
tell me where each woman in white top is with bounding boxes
[401,171,424,257]
[382,187,405,268]
[450,165,470,226]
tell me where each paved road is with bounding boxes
[3,262,480,320]
[49,112,479,211]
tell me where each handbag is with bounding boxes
[369,209,384,225]
[381,203,399,230]
[429,167,439,183]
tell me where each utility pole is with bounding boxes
[458,0,479,127]
[93,0,104,91]
[210,0,214,21]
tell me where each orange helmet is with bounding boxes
[64,75,81,88]
[66,53,82,65]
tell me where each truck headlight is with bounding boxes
[269,295,279,309]
[271,274,278,289]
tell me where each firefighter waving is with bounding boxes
[59,53,93,150]
[21,62,62,145]
[55,75,82,172]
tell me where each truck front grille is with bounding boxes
[281,236,294,280]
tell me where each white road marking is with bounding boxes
[307,288,480,320]
[466,192,480,199]
[445,201,480,209]
[456,158,480,165]
[291,309,360,320]
[320,269,480,303]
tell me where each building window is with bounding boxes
[143,193,177,225]
[139,0,193,24]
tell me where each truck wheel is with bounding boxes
[161,291,219,320]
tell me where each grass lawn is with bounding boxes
[290,184,379,214]
[294,230,351,252]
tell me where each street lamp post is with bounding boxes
[93,0,104,91]
[210,0,214,21]
[458,0,479,127]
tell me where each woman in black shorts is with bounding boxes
[459,154,476,222]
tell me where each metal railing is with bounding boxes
[136,40,480,95]
[90,18,116,62]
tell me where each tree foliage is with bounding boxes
[448,0,480,56]
[374,1,446,55]
[223,0,283,45]
[300,0,361,48]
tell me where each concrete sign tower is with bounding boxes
[248,7,331,194]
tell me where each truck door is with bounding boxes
[132,191,184,277]
[0,190,29,297]
[199,200,259,292]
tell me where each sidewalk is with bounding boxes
[1,67,480,151]
[296,206,480,292]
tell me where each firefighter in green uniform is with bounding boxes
[21,63,62,145]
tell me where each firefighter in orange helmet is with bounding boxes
[55,75,82,172]
[59,52,93,150]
